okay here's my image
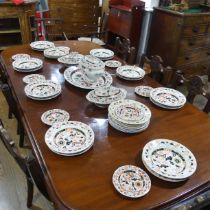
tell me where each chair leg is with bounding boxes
[8,107,13,119]
[26,178,34,208]
[19,125,25,148]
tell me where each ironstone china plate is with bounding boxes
[24,80,61,100]
[22,74,46,84]
[142,139,197,180]
[135,86,153,97]
[150,87,186,108]
[12,58,43,72]
[105,60,121,68]
[90,48,114,60]
[57,52,84,66]
[108,99,151,125]
[45,121,94,156]
[86,86,127,107]
[12,53,30,61]
[44,46,70,59]
[30,41,55,51]
[64,66,113,90]
[116,65,145,80]
[41,109,70,126]
[112,165,151,198]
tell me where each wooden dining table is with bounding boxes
[1,40,210,210]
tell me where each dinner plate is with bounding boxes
[116,65,145,80]
[45,121,94,156]
[142,139,197,180]
[112,165,151,198]
[150,87,186,108]
[12,53,30,61]
[105,60,121,68]
[22,74,46,84]
[41,109,70,126]
[58,52,84,66]
[44,46,70,59]
[30,41,55,51]
[135,86,153,98]
[24,80,61,99]
[90,49,114,60]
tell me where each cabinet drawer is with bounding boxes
[184,15,210,25]
[183,24,210,36]
[177,60,210,76]
[179,35,210,54]
[176,48,210,65]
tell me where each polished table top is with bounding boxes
[1,41,210,210]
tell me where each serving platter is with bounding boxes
[112,165,151,198]
[142,139,197,180]
[64,66,112,90]
[41,109,70,126]
[45,121,94,156]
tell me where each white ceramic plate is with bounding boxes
[105,60,121,68]
[44,46,70,59]
[58,52,84,66]
[135,86,153,98]
[45,121,94,156]
[90,49,114,60]
[30,41,55,51]
[22,74,45,84]
[142,139,197,180]
[12,54,30,61]
[41,109,70,126]
[112,165,151,198]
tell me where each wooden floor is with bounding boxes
[0,91,53,210]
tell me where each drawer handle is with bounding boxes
[185,56,190,60]
[189,41,194,46]
[207,52,210,56]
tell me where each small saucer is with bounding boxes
[135,86,153,97]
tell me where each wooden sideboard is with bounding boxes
[147,6,210,75]
[107,0,145,52]
[0,2,37,51]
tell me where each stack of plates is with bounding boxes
[135,86,153,98]
[12,58,43,72]
[30,41,55,51]
[108,99,151,133]
[105,60,121,68]
[116,65,145,80]
[142,139,197,182]
[58,52,84,66]
[24,80,61,100]
[45,121,94,156]
[90,48,114,60]
[44,46,70,59]
[86,86,127,108]
[22,74,46,84]
[112,165,151,198]
[150,87,186,109]
[41,109,70,126]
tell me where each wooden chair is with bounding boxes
[175,71,210,113]
[0,119,51,208]
[113,37,136,65]
[142,55,177,88]
[1,83,25,147]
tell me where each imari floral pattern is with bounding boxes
[116,65,145,80]
[64,66,113,90]
[142,139,197,180]
[90,49,114,60]
[45,121,94,156]
[112,165,151,198]
[30,41,55,51]
[22,74,45,84]
[135,86,153,98]
[41,109,70,126]
[24,80,61,100]
[105,60,121,68]
[150,87,186,108]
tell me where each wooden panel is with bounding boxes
[48,0,100,35]
[183,23,210,36]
